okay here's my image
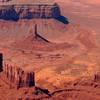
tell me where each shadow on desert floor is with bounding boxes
[55,15,69,24]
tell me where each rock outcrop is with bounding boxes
[3,63,35,89]
[0,3,61,21]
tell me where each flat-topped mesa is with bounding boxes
[0,1,61,20]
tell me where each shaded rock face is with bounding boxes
[52,4,61,18]
[0,53,3,72]
[0,4,61,21]
[0,5,19,21]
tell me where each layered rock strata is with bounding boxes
[0,3,61,20]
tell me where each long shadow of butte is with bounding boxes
[55,15,69,24]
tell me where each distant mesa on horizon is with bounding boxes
[0,1,69,24]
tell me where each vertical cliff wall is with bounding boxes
[3,63,35,89]
[0,3,61,20]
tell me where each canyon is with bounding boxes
[0,0,100,100]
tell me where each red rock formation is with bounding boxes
[3,63,35,89]
[0,3,61,20]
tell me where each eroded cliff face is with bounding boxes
[0,4,61,21]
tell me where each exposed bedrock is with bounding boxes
[0,3,61,21]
